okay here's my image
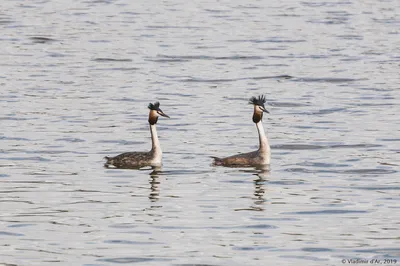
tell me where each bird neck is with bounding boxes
[150,124,162,154]
[256,121,269,152]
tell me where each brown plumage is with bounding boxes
[104,152,156,169]
[211,150,268,167]
[104,101,170,169]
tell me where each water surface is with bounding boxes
[1,0,399,265]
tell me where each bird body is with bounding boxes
[212,95,271,167]
[104,102,169,169]
[104,151,160,169]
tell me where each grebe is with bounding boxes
[104,102,170,169]
[212,95,270,167]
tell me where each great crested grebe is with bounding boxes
[212,95,271,167]
[104,102,170,169]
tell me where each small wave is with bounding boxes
[299,162,349,168]
[0,117,30,121]
[55,137,85,143]
[293,77,364,83]
[24,171,78,176]
[228,38,306,43]
[270,101,310,107]
[342,169,397,175]
[354,248,400,254]
[285,167,396,175]
[280,255,329,262]
[156,54,264,61]
[8,223,34,228]
[336,34,363,40]
[284,209,367,215]
[180,75,293,83]
[97,140,145,145]
[92,58,132,62]
[90,67,139,71]
[351,186,400,191]
[147,58,191,63]
[29,36,57,43]
[330,144,381,149]
[309,107,348,115]
[0,231,24,236]
[104,240,163,245]
[98,257,172,264]
[379,138,400,142]
[1,156,51,162]
[146,25,209,29]
[243,224,277,229]
[0,17,14,25]
[273,143,382,150]
[232,246,272,251]
[273,144,324,150]
[302,247,334,252]
[0,136,32,141]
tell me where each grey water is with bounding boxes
[1,0,399,265]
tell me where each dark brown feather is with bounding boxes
[104,151,155,169]
[148,110,158,125]
[252,112,263,123]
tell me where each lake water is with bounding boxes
[1,0,399,265]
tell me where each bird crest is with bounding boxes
[249,95,266,106]
[148,102,160,110]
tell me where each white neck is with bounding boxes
[256,121,270,153]
[150,124,162,155]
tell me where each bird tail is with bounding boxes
[104,156,114,168]
[210,156,224,166]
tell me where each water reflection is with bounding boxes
[252,166,269,211]
[149,168,161,202]
[253,176,266,208]
[235,165,269,211]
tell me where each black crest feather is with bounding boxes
[249,95,267,106]
[148,101,160,110]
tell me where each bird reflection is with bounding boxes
[235,165,269,211]
[253,176,266,207]
[148,167,162,202]
[251,166,269,211]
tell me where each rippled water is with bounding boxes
[1,0,399,265]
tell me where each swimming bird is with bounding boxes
[104,102,170,169]
[212,95,270,167]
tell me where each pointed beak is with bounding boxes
[260,106,269,113]
[157,109,170,118]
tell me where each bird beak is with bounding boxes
[157,109,170,118]
[260,106,269,113]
